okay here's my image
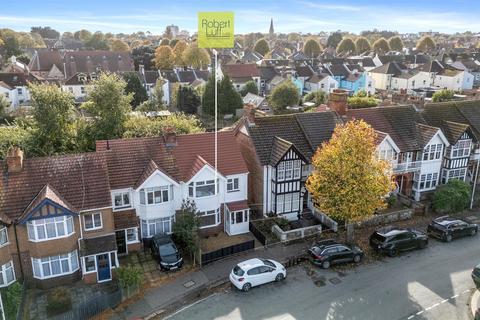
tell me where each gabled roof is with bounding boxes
[416,123,441,147]
[270,137,293,166]
[133,159,177,189]
[442,121,471,144]
[0,73,40,87]
[347,105,431,152]
[223,63,260,79]
[63,51,134,78]
[28,49,63,72]
[421,60,445,73]
[369,61,406,76]
[295,65,314,77]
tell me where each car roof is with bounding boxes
[152,234,173,244]
[434,215,467,226]
[312,239,345,250]
[376,226,408,237]
[237,258,266,269]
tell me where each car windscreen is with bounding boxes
[159,244,177,256]
[371,233,386,243]
[432,221,448,230]
[233,265,245,276]
[261,259,276,268]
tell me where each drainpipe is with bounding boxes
[470,158,480,209]
[13,224,24,279]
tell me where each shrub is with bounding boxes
[433,179,471,214]
[46,287,72,316]
[387,194,397,208]
[0,282,22,320]
[116,265,144,289]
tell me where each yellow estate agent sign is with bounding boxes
[198,12,234,48]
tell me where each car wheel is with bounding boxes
[445,234,452,242]
[322,261,330,269]
[388,248,398,257]
[242,283,251,292]
[275,273,285,282]
[418,241,427,249]
[471,229,477,237]
[353,255,361,263]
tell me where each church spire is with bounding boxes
[269,18,274,36]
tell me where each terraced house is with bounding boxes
[0,130,249,289]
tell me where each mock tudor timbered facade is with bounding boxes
[441,130,474,184]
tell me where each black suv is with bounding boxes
[369,227,428,257]
[427,216,478,242]
[308,239,364,269]
[151,234,183,271]
[473,263,480,290]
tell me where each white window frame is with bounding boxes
[126,228,139,244]
[293,160,301,179]
[277,163,285,181]
[141,217,173,238]
[27,216,74,242]
[140,186,169,205]
[227,178,240,193]
[0,261,15,287]
[419,173,439,190]
[83,255,97,274]
[197,208,221,229]
[451,140,471,158]
[83,212,102,231]
[82,251,118,275]
[0,227,8,248]
[189,180,218,198]
[447,168,467,182]
[112,191,131,210]
[31,250,79,280]
[230,210,249,225]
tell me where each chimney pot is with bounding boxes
[243,103,256,127]
[163,127,177,147]
[328,89,348,116]
[6,146,24,173]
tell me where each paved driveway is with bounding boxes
[165,234,479,320]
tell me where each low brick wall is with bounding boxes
[271,224,322,243]
[356,209,413,227]
[312,208,338,232]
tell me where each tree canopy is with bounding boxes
[306,120,395,222]
[239,80,259,96]
[154,45,174,69]
[122,72,148,108]
[432,89,455,102]
[355,37,371,54]
[176,85,200,114]
[372,38,390,53]
[303,38,322,59]
[388,36,404,52]
[123,113,204,138]
[433,179,471,214]
[304,90,326,105]
[416,36,436,52]
[347,90,378,109]
[269,80,299,112]
[202,74,243,116]
[336,38,356,54]
[110,39,130,51]
[182,45,210,69]
[253,38,270,56]
[173,40,188,66]
[326,32,343,49]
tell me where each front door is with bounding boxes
[116,230,127,255]
[96,253,111,282]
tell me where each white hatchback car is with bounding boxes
[229,258,286,292]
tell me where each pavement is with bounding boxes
[160,233,480,320]
[112,241,310,319]
[472,289,480,320]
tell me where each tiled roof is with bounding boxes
[347,105,429,152]
[96,131,248,188]
[223,63,260,79]
[421,60,445,73]
[79,233,117,256]
[417,123,440,147]
[270,137,293,166]
[28,49,63,72]
[0,73,39,87]
[0,152,111,221]
[226,200,249,212]
[63,51,134,79]
[369,61,406,76]
[295,65,314,77]
[20,184,77,221]
[247,111,339,165]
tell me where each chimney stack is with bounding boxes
[163,127,177,147]
[6,146,24,173]
[328,89,348,116]
[243,103,256,127]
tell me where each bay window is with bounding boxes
[423,144,442,161]
[189,180,218,198]
[277,160,301,181]
[84,212,102,230]
[0,261,15,287]
[418,173,438,190]
[198,208,220,228]
[32,250,79,279]
[140,186,169,205]
[227,178,239,192]
[452,140,471,158]
[113,191,131,209]
[27,216,74,242]
[276,192,300,214]
[141,217,173,238]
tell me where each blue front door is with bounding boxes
[97,253,111,282]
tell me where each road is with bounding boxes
[164,234,479,320]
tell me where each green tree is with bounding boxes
[82,73,132,141]
[132,45,155,70]
[137,80,166,112]
[116,265,143,297]
[239,80,259,96]
[202,74,243,116]
[388,36,404,51]
[123,113,204,138]
[416,36,436,52]
[110,39,129,51]
[433,179,471,214]
[159,38,170,46]
[303,38,322,59]
[0,125,32,160]
[172,200,200,265]
[326,32,343,49]
[29,83,76,155]
[122,72,148,108]
[347,90,378,109]
[154,45,174,69]
[336,38,356,54]
[62,31,74,39]
[432,89,455,102]
[355,37,371,54]
[253,38,270,56]
[372,37,390,53]
[270,80,299,112]
[306,120,395,222]
[287,33,301,42]
[173,40,188,66]
[30,26,60,39]
[304,90,326,105]
[182,45,210,69]
[31,32,46,48]
[74,29,92,42]
[176,85,200,114]
[85,31,108,50]
[0,95,10,118]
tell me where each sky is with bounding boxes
[1,0,479,35]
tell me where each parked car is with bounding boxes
[427,215,478,242]
[229,258,286,292]
[369,227,428,257]
[473,263,480,290]
[151,234,183,271]
[308,239,364,269]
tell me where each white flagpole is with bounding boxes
[213,49,218,196]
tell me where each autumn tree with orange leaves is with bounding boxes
[306,120,395,223]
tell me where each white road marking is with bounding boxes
[407,316,415,319]
[440,299,448,304]
[452,294,459,298]
[407,290,473,319]
[416,310,424,315]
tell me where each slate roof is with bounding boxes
[223,63,260,79]
[270,137,294,166]
[63,51,134,78]
[369,61,406,76]
[421,60,445,73]
[0,152,111,222]
[347,105,431,152]
[28,49,63,72]
[247,111,339,165]
[79,233,117,256]
[0,73,40,87]
[295,65,314,77]
[328,64,350,77]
